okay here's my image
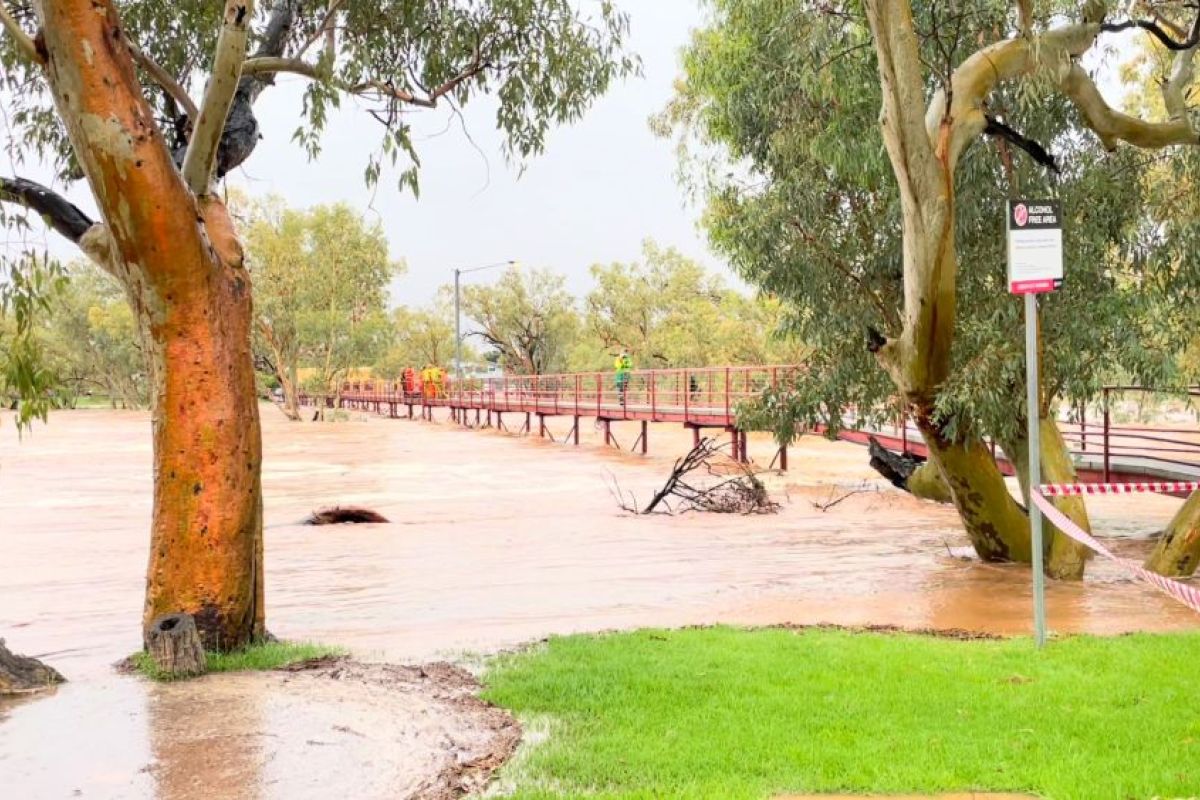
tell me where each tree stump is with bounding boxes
[146,613,207,677]
[0,639,66,695]
[868,435,923,489]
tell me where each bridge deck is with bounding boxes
[320,367,1200,487]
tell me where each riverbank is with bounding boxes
[483,626,1200,799]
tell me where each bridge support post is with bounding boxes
[525,412,531,435]
[497,412,504,431]
[572,416,580,445]
[603,418,612,447]
[779,444,788,472]
[691,424,700,448]
[739,430,749,464]
[476,408,481,427]
[539,414,547,439]
[407,404,413,419]
[727,426,740,462]
[640,420,648,455]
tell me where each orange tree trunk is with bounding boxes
[143,199,264,649]
[39,0,264,649]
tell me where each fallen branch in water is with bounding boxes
[614,438,780,516]
[810,482,873,512]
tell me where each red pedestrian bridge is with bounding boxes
[304,367,1200,487]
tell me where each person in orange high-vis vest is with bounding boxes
[402,366,418,400]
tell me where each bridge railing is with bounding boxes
[324,374,1200,479]
[1058,386,1200,480]
[335,365,802,425]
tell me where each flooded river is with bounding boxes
[1,407,1197,798]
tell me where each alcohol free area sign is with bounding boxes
[1007,200,1063,294]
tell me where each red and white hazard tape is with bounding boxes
[1030,490,1200,615]
[1040,481,1200,496]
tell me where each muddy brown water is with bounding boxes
[2,407,1197,798]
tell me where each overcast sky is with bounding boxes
[230,0,719,307]
[8,1,717,308]
[10,2,1144,310]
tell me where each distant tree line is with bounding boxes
[7,198,801,417]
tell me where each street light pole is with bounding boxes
[453,260,517,385]
[454,267,462,385]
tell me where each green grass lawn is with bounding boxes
[482,626,1200,800]
[131,640,344,681]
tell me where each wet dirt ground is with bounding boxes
[2,407,1197,798]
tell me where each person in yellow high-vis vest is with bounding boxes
[421,365,437,400]
[614,350,632,405]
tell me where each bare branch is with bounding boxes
[128,42,199,121]
[0,3,40,65]
[181,0,254,195]
[983,114,1059,171]
[0,176,93,242]
[1101,12,1200,51]
[1151,9,1190,41]
[0,177,118,275]
[241,50,489,110]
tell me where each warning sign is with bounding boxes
[1007,200,1063,294]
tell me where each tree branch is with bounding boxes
[1101,12,1200,51]
[1060,55,1199,150]
[925,22,1100,172]
[863,0,942,219]
[1016,0,1034,38]
[181,0,254,194]
[0,177,93,242]
[295,0,347,59]
[240,50,489,109]
[128,42,199,121]
[983,114,1059,171]
[789,219,898,329]
[0,3,41,65]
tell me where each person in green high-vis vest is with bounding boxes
[614,350,633,405]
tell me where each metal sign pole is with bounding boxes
[1024,291,1047,648]
[1008,198,1061,648]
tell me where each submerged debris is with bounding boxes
[0,638,65,696]
[305,506,390,525]
[614,437,780,515]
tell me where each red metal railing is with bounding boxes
[1058,386,1200,481]
[321,373,1200,480]
[329,365,801,427]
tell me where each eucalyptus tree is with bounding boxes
[246,200,398,420]
[0,0,634,648]
[582,240,800,369]
[665,0,1199,577]
[375,290,469,378]
[461,266,580,374]
[43,262,149,408]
